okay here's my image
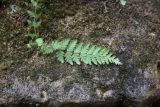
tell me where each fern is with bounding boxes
[42,39,121,65]
[120,0,126,6]
[38,38,122,65]
[27,0,43,39]
[26,0,121,66]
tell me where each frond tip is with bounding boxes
[40,38,122,65]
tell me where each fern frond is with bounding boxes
[72,53,81,65]
[93,47,101,55]
[40,38,122,65]
[80,44,90,64]
[56,51,65,63]
[60,38,71,50]
[64,40,78,65]
[74,43,83,53]
[72,44,82,65]
[41,43,54,54]
[65,51,73,65]
[67,40,77,52]
[51,40,62,50]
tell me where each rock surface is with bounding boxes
[0,0,160,107]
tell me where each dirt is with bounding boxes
[0,0,160,107]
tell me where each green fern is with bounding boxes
[27,0,43,39]
[38,38,122,65]
[120,0,126,6]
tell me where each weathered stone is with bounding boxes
[0,0,160,107]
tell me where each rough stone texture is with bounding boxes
[0,0,160,107]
